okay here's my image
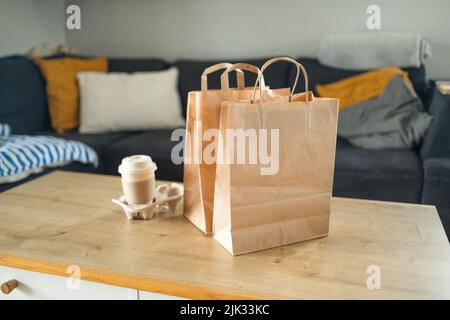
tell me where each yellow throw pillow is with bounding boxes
[316,67,413,110]
[35,57,107,133]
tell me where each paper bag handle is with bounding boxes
[220,63,266,91]
[251,57,309,103]
[201,63,245,91]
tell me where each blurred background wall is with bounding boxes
[0,0,65,56]
[1,0,449,78]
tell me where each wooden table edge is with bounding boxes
[0,253,284,300]
[1,172,447,300]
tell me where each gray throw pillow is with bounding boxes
[338,75,432,149]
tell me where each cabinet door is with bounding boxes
[0,266,138,300]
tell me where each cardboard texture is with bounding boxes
[212,58,339,255]
[184,58,338,256]
[183,63,288,234]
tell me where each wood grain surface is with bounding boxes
[0,171,449,299]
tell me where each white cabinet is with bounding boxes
[0,266,137,300]
[1,266,187,300]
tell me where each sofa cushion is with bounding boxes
[334,75,432,150]
[290,58,427,100]
[77,69,185,133]
[421,158,450,206]
[333,138,423,203]
[33,130,135,173]
[174,58,292,117]
[41,55,171,74]
[103,130,183,181]
[420,88,450,159]
[108,58,170,73]
[34,57,108,133]
[0,55,51,134]
[421,158,450,240]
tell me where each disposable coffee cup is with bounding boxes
[118,155,157,205]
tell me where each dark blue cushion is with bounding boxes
[421,158,450,206]
[0,55,51,133]
[333,138,423,203]
[420,87,450,159]
[174,58,291,117]
[289,58,427,101]
[421,158,450,240]
[103,130,183,181]
[42,55,171,73]
[108,58,170,73]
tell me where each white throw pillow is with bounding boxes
[77,68,185,133]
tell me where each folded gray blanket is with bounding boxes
[318,33,432,70]
[338,75,433,149]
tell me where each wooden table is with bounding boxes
[0,171,449,299]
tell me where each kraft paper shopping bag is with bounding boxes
[183,63,288,234]
[213,57,339,255]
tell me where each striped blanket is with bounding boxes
[0,124,98,183]
[0,123,11,137]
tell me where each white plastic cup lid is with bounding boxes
[118,155,157,175]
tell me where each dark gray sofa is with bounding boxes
[1,55,449,239]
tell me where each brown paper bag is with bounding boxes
[183,63,288,234]
[213,57,339,255]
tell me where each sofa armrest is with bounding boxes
[422,158,450,206]
[420,87,450,159]
[422,158,450,240]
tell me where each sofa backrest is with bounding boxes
[173,57,427,115]
[420,85,450,159]
[173,58,292,117]
[108,58,170,73]
[0,55,428,134]
[0,55,51,134]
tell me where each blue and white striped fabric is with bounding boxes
[0,124,11,137]
[0,133,98,183]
